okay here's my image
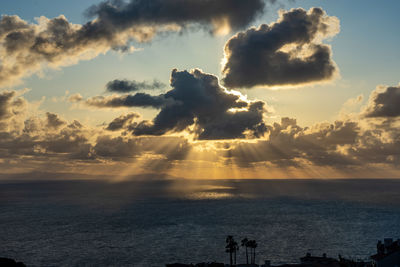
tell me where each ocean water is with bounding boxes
[1,179,400,267]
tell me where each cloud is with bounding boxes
[106,79,165,93]
[222,7,340,88]
[0,90,27,131]
[40,125,95,160]
[46,112,66,130]
[99,69,269,139]
[0,0,275,87]
[0,91,193,173]
[93,82,400,169]
[86,0,267,35]
[363,84,400,118]
[68,93,83,103]
[88,69,269,139]
[106,112,140,131]
[347,127,400,166]
[0,121,95,161]
[225,117,360,167]
[93,135,190,162]
[3,81,400,178]
[0,15,105,87]
[0,90,26,120]
[0,91,17,120]
[94,135,141,159]
[0,109,191,166]
[86,93,171,109]
[0,94,96,161]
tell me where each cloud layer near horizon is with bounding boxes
[222,7,340,88]
[2,79,400,178]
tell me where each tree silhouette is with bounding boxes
[234,241,239,265]
[241,237,249,264]
[226,236,239,266]
[248,240,258,264]
[253,240,258,264]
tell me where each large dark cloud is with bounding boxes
[106,79,165,93]
[86,0,266,34]
[222,7,340,88]
[0,0,273,86]
[92,69,269,140]
[363,85,400,118]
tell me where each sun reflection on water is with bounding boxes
[185,191,234,200]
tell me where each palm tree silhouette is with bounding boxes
[248,240,258,264]
[226,236,239,266]
[234,241,239,265]
[226,236,234,266]
[241,237,249,265]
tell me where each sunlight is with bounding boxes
[212,17,232,36]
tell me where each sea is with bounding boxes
[1,179,400,267]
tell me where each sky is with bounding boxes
[0,0,400,179]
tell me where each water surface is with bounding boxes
[1,179,400,266]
